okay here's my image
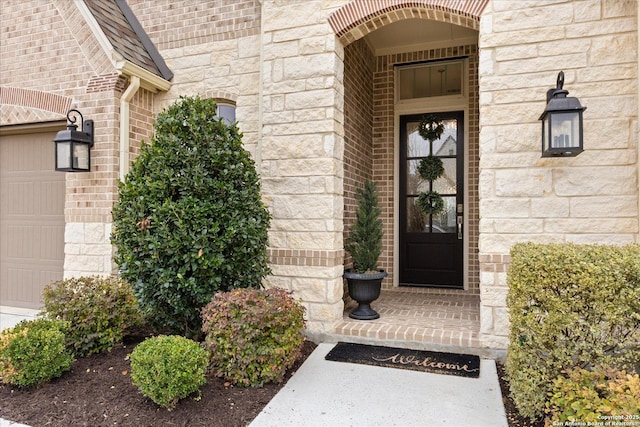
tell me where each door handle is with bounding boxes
[457,216,463,240]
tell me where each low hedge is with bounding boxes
[506,243,640,421]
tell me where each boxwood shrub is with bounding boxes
[129,335,208,410]
[202,287,306,387]
[111,96,271,338]
[0,318,73,387]
[42,276,143,356]
[506,243,640,421]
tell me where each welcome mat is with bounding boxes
[325,342,480,378]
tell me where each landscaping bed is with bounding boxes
[0,335,316,427]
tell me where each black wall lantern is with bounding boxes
[53,109,94,172]
[539,71,586,157]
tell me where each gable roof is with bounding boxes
[83,0,173,82]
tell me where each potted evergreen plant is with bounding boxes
[344,180,387,320]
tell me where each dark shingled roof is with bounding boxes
[84,0,173,81]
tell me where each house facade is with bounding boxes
[1,0,638,351]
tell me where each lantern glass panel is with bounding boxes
[56,141,71,170]
[72,142,90,170]
[550,112,580,149]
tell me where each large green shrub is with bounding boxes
[202,287,306,387]
[506,243,640,421]
[130,335,208,409]
[545,366,640,424]
[111,96,271,337]
[42,276,143,356]
[0,319,73,387]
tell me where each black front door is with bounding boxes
[399,112,464,288]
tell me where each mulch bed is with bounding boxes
[0,335,316,427]
[1,335,541,427]
[496,362,545,427]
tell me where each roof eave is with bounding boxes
[116,60,172,92]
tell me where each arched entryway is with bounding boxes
[330,0,488,353]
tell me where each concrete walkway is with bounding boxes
[1,308,507,427]
[250,343,507,427]
[0,306,40,332]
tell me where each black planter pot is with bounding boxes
[343,269,387,320]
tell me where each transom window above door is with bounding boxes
[397,60,464,101]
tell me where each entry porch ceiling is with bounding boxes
[364,18,478,55]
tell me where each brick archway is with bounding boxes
[328,0,488,46]
[0,86,72,126]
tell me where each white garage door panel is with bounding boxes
[1,131,65,309]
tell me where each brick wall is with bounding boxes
[343,37,375,298]
[372,45,480,293]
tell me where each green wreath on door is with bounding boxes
[416,114,445,216]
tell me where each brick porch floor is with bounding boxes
[334,287,481,352]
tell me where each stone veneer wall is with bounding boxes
[478,0,638,348]
[372,45,480,293]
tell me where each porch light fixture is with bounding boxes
[539,71,586,157]
[53,109,94,172]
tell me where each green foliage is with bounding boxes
[546,367,640,424]
[129,335,208,410]
[506,243,640,421]
[0,319,73,387]
[42,276,143,357]
[111,96,271,337]
[345,180,383,273]
[202,287,306,387]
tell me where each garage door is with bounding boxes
[0,130,65,309]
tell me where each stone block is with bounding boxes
[480,305,494,334]
[544,218,638,234]
[481,286,507,307]
[553,166,637,196]
[285,88,336,110]
[565,233,636,245]
[272,194,335,218]
[574,0,601,22]
[65,223,85,244]
[491,3,574,32]
[480,198,530,218]
[493,307,510,337]
[272,158,338,177]
[292,278,328,303]
[287,232,340,250]
[494,218,543,234]
[590,33,637,67]
[498,52,587,76]
[570,195,638,218]
[305,300,343,324]
[530,197,569,218]
[566,16,636,39]
[495,169,551,197]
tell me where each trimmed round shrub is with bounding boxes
[42,276,143,356]
[111,96,271,337]
[129,335,208,409]
[0,319,73,387]
[202,287,306,387]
